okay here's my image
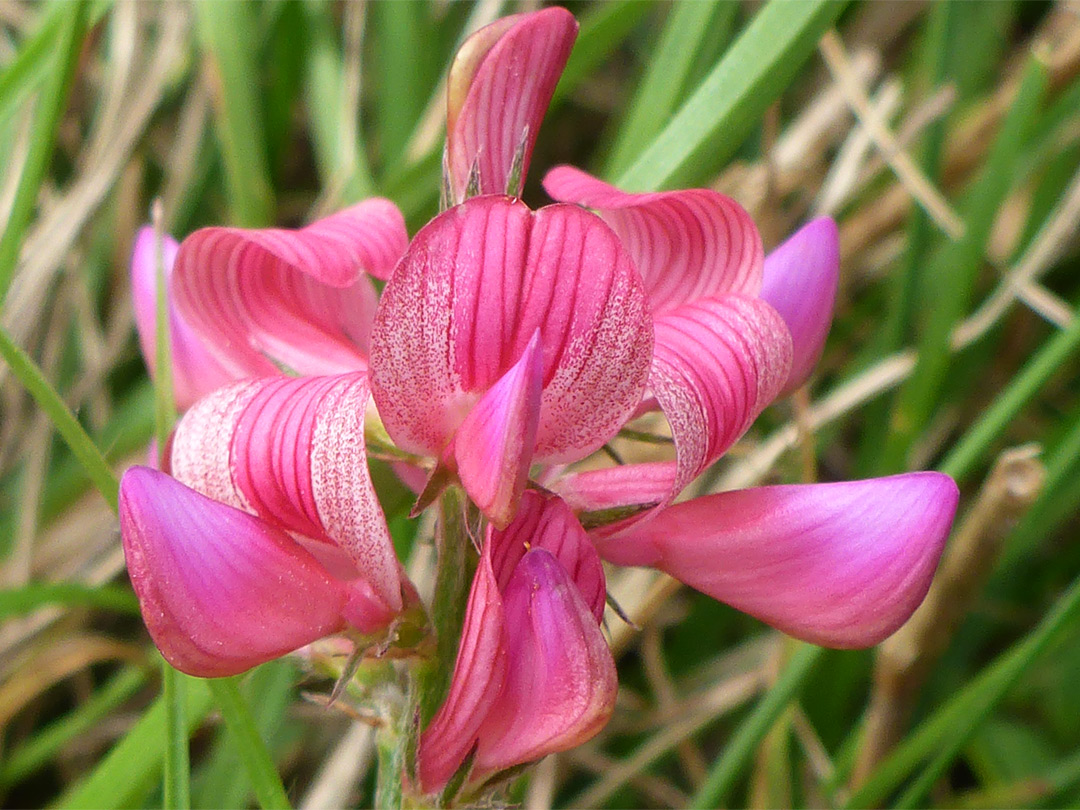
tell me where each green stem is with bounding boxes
[206,677,292,810]
[162,664,191,810]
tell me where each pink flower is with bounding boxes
[406,9,958,791]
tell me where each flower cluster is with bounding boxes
[119,8,959,799]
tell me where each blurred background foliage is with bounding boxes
[2,0,1080,808]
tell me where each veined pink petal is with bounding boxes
[369,195,652,465]
[761,218,840,393]
[172,200,407,377]
[543,166,763,312]
[474,548,616,776]
[119,466,351,677]
[454,331,544,528]
[446,8,578,202]
[170,374,401,610]
[595,473,959,648]
[488,491,606,621]
[652,295,792,498]
[130,227,235,410]
[417,554,507,794]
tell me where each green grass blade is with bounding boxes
[0,582,139,619]
[0,324,118,509]
[604,0,726,179]
[845,572,1080,808]
[0,4,65,132]
[617,0,846,192]
[552,1,654,106]
[690,643,825,808]
[0,666,148,788]
[0,1,89,301]
[194,0,274,226]
[206,677,292,810]
[882,56,1048,469]
[938,310,1080,481]
[371,1,430,168]
[58,673,213,810]
[162,665,191,810]
[302,3,374,203]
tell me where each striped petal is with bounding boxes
[172,200,408,377]
[543,166,763,312]
[130,227,235,410]
[119,466,364,677]
[170,374,401,610]
[369,195,652,466]
[761,218,840,393]
[595,473,959,648]
[651,295,792,499]
[453,331,544,528]
[446,8,577,202]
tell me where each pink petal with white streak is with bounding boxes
[130,227,235,410]
[369,195,652,465]
[553,461,676,514]
[446,9,578,202]
[172,200,407,377]
[454,331,544,528]
[652,295,792,498]
[170,374,401,610]
[543,166,763,312]
[595,473,959,648]
[761,218,840,392]
[474,548,616,776]
[120,466,351,677]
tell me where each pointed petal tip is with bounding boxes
[761,217,841,393]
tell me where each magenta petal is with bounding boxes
[652,295,792,498]
[446,8,578,202]
[172,200,408,377]
[761,218,840,392]
[543,166,763,312]
[119,466,350,677]
[170,374,401,610]
[417,555,507,794]
[488,491,606,622]
[596,473,959,648]
[369,196,653,464]
[130,227,235,409]
[454,331,544,528]
[474,548,616,776]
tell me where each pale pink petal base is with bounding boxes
[595,472,959,648]
[120,467,351,677]
[761,218,840,392]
